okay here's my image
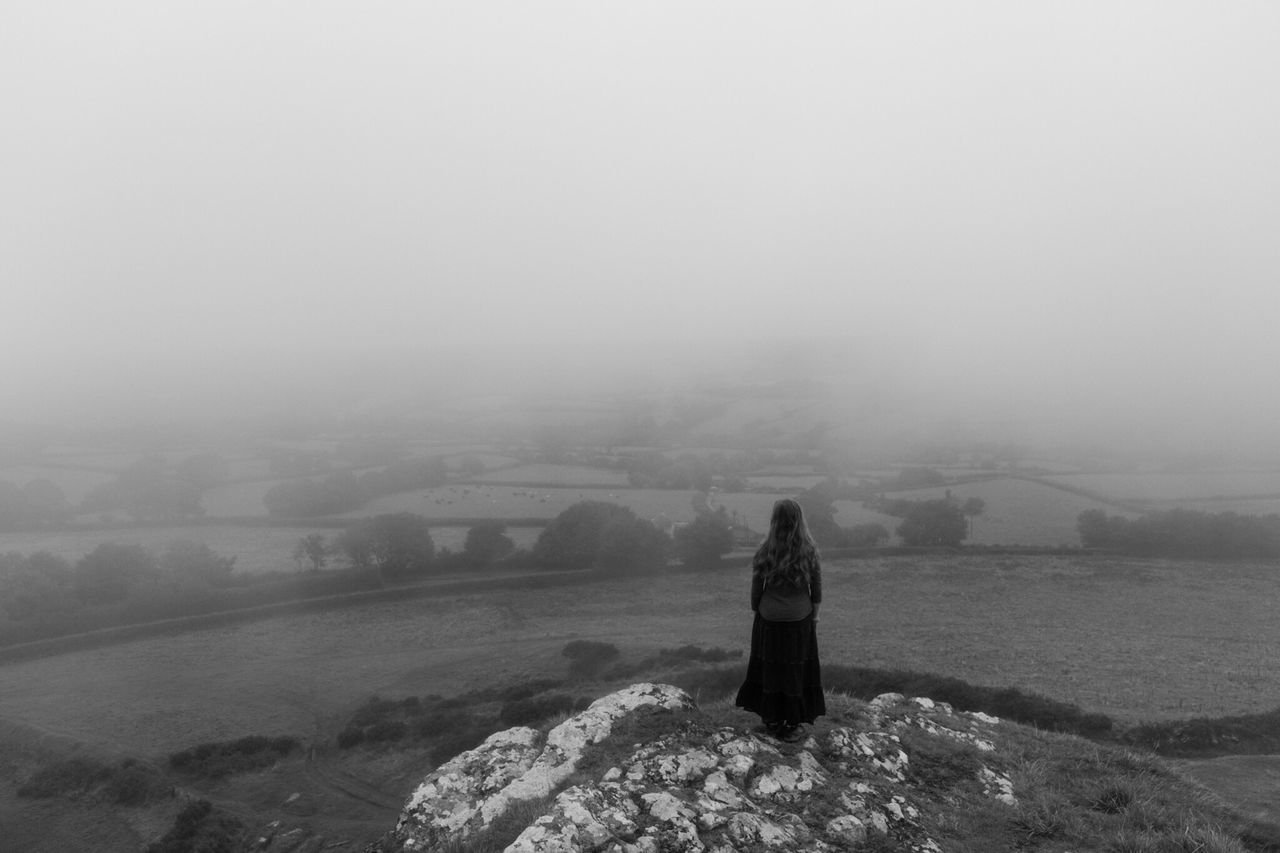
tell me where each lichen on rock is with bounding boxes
[374,684,1013,852]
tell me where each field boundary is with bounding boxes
[1013,475,1147,513]
[0,569,589,667]
[0,545,1094,667]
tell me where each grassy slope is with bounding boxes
[5,554,1280,848]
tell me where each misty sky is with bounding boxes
[3,3,1278,449]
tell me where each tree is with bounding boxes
[674,512,734,566]
[961,497,986,538]
[1076,509,1117,549]
[596,515,669,573]
[795,482,852,548]
[75,543,159,604]
[533,501,670,572]
[292,533,329,572]
[462,522,515,567]
[160,540,236,586]
[339,513,434,579]
[0,551,76,620]
[896,500,967,547]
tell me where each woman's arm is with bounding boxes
[810,558,822,621]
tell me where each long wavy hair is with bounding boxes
[753,498,819,589]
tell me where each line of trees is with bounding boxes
[80,452,229,522]
[0,539,237,623]
[263,457,448,517]
[0,499,744,647]
[0,478,71,529]
[1077,508,1280,558]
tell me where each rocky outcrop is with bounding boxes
[374,683,1016,852]
[384,683,695,851]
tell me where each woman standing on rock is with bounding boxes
[735,498,826,741]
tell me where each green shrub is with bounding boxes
[351,696,402,727]
[168,735,300,778]
[17,757,112,798]
[1121,706,1280,757]
[336,727,365,749]
[146,799,244,853]
[366,720,408,743]
[104,760,168,806]
[562,640,621,680]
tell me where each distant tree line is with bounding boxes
[0,500,740,648]
[0,539,236,624]
[0,478,71,529]
[263,456,447,517]
[1077,508,1280,558]
[81,452,228,521]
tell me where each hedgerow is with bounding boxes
[168,735,300,778]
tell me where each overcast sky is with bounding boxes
[3,2,1278,452]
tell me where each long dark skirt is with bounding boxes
[734,613,826,725]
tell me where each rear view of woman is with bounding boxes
[734,498,826,740]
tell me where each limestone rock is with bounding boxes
[389,683,692,850]
[377,684,1011,853]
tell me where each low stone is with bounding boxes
[641,790,693,822]
[826,815,868,845]
[725,813,799,849]
[869,692,905,708]
[721,753,754,780]
[749,763,801,798]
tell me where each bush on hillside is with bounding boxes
[562,640,621,680]
[146,799,244,853]
[1121,706,1280,757]
[17,757,113,798]
[168,735,300,779]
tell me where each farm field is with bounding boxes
[199,479,285,517]
[742,474,831,490]
[2,553,1277,761]
[1045,470,1280,504]
[869,477,1128,546]
[472,463,630,487]
[1182,497,1280,516]
[353,485,714,525]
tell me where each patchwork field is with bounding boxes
[1,553,1276,762]
[869,477,1128,546]
[1045,470,1280,504]
[352,485,708,525]
[473,463,630,487]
